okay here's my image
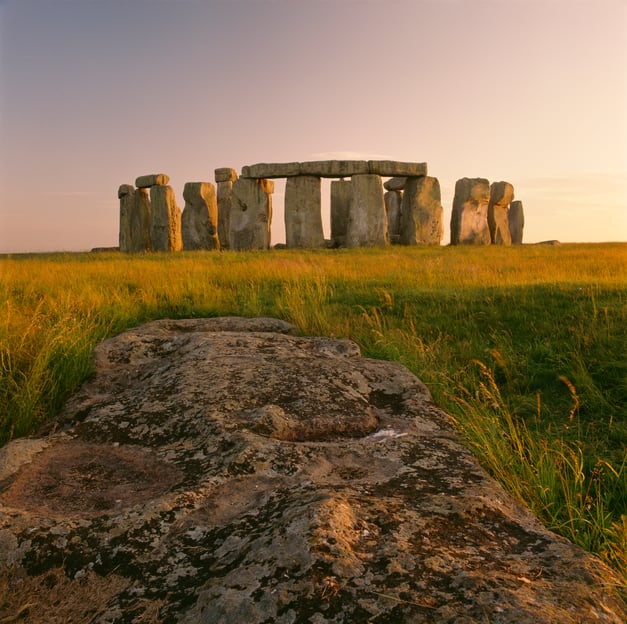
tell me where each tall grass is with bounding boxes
[1,243,625,576]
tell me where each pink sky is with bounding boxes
[1,0,625,252]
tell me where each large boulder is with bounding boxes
[450,177,492,245]
[284,175,325,248]
[229,178,273,250]
[399,176,443,245]
[509,199,525,244]
[346,174,388,247]
[181,182,220,251]
[1,318,624,623]
[150,185,183,252]
[488,181,514,245]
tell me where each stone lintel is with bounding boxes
[214,168,238,183]
[135,174,170,188]
[299,161,370,178]
[241,162,301,179]
[369,161,427,177]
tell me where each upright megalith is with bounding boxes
[181,182,219,251]
[229,178,273,250]
[384,190,403,243]
[450,178,491,245]
[215,168,237,250]
[509,200,525,244]
[284,175,324,248]
[330,179,352,247]
[346,174,388,247]
[150,185,182,252]
[129,188,152,252]
[400,176,443,245]
[488,181,514,245]
[118,184,135,253]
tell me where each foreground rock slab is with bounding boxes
[1,318,624,624]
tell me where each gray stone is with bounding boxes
[330,179,352,247]
[229,178,273,250]
[150,185,182,252]
[284,176,325,248]
[135,173,170,188]
[400,176,444,245]
[383,177,407,191]
[346,174,388,247]
[369,160,427,177]
[117,185,134,253]
[299,160,370,178]
[214,167,237,183]
[384,190,402,242]
[509,200,525,244]
[450,177,492,245]
[489,181,514,245]
[0,317,624,623]
[129,187,152,252]
[181,182,219,251]
[241,162,301,179]
[217,180,235,250]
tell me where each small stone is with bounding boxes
[383,177,407,191]
[214,168,237,183]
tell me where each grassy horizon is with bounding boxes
[1,242,625,578]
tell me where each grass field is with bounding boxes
[1,243,625,577]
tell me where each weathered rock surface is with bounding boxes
[135,173,169,188]
[181,182,219,251]
[241,162,301,179]
[509,199,525,244]
[229,178,272,250]
[150,185,183,252]
[488,181,514,245]
[400,176,444,245]
[1,317,624,623]
[129,187,152,252]
[117,185,134,253]
[369,161,427,177]
[330,179,352,247]
[384,190,403,243]
[450,177,492,245]
[284,175,325,248]
[346,174,388,247]
[383,176,407,191]
[300,160,370,178]
[214,167,237,184]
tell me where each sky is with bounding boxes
[0,0,625,253]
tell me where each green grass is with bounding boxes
[1,243,625,577]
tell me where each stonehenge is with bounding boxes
[118,161,525,252]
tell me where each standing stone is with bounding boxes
[150,186,182,252]
[118,184,135,253]
[215,168,238,250]
[400,176,444,245]
[129,188,152,252]
[284,176,324,248]
[488,181,514,245]
[509,200,525,244]
[450,178,491,245]
[330,180,352,247]
[346,174,388,247]
[384,190,403,244]
[181,182,219,251]
[229,178,273,250]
